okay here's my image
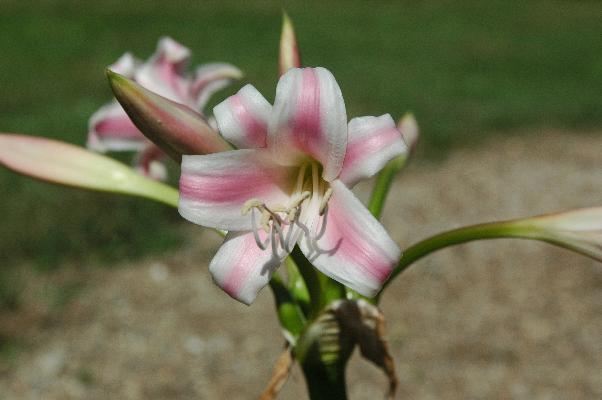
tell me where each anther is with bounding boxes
[241,198,263,215]
[260,210,271,232]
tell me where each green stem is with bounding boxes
[294,307,353,400]
[285,256,311,315]
[381,220,536,294]
[301,359,348,400]
[367,154,407,218]
[292,247,345,317]
[269,275,306,339]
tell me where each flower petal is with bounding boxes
[134,144,168,181]
[179,149,297,231]
[210,230,283,305]
[190,63,244,110]
[134,36,192,103]
[279,12,301,75]
[268,67,347,181]
[108,70,232,162]
[108,52,141,79]
[213,85,271,149]
[87,101,147,152]
[338,114,407,187]
[299,180,401,297]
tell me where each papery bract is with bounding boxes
[88,37,241,178]
[179,67,406,304]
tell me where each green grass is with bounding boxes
[1,0,601,286]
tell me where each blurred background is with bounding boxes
[1,1,601,399]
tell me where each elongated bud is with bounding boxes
[386,206,602,289]
[517,207,602,262]
[0,134,178,207]
[397,113,419,152]
[107,70,232,162]
[279,12,301,75]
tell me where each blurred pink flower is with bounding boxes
[178,67,407,304]
[87,37,241,180]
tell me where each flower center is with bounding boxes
[241,161,332,253]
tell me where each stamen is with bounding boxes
[270,221,279,256]
[319,188,333,215]
[311,161,319,198]
[250,208,268,250]
[295,163,309,193]
[260,209,271,232]
[242,198,263,215]
[272,219,287,254]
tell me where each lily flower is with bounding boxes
[178,67,406,304]
[87,36,242,179]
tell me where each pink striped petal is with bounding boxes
[87,101,147,152]
[268,67,347,181]
[279,12,301,75]
[134,36,192,104]
[213,85,271,149]
[299,180,401,297]
[210,231,283,305]
[134,144,168,181]
[108,52,141,79]
[190,63,244,110]
[339,114,407,187]
[179,149,297,231]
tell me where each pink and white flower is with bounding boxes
[179,67,407,304]
[87,37,242,179]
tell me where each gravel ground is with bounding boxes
[1,130,601,399]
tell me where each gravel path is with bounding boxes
[1,130,601,399]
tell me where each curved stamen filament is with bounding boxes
[319,188,332,215]
[250,207,268,250]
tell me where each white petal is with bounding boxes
[210,231,284,305]
[87,101,147,152]
[178,149,297,231]
[214,85,271,149]
[339,114,407,187]
[134,37,192,104]
[191,62,243,110]
[134,144,168,181]
[108,52,141,78]
[298,180,401,297]
[268,67,347,181]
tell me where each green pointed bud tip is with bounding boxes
[279,10,301,75]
